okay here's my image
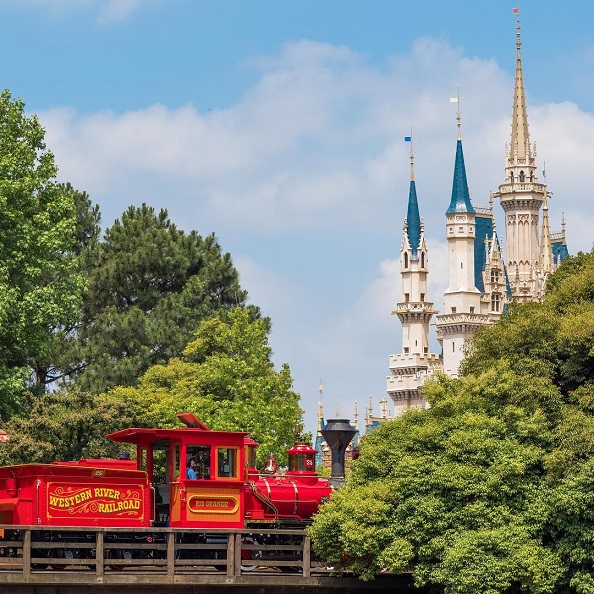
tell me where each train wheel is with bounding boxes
[31,548,48,571]
[240,537,261,572]
[48,548,67,571]
[106,549,125,571]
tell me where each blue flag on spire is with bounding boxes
[404,136,411,142]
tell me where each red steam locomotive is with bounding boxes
[0,413,332,563]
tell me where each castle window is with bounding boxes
[404,347,410,354]
[404,252,409,268]
[404,293,409,303]
[420,293,425,302]
[519,170,525,182]
[491,293,501,312]
[491,269,499,284]
[423,346,429,354]
[529,171,533,182]
[451,307,456,314]
[470,306,475,314]
[510,171,514,183]
[421,252,425,268]
[452,341,455,352]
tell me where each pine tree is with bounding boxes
[69,204,251,393]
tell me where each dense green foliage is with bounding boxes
[31,183,102,394]
[0,91,83,417]
[108,307,301,466]
[0,389,133,465]
[0,91,302,470]
[462,250,594,396]
[310,250,594,593]
[66,204,251,394]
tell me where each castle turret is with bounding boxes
[493,14,547,302]
[435,97,491,376]
[386,133,441,414]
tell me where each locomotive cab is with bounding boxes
[107,414,248,529]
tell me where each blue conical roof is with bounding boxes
[447,139,475,214]
[406,180,421,257]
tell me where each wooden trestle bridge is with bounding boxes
[0,525,423,593]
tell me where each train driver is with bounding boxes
[186,455,197,480]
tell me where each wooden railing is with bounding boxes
[0,525,316,583]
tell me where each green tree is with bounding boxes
[67,204,251,393]
[0,388,133,465]
[0,91,84,417]
[463,249,594,395]
[31,183,102,393]
[108,307,302,466]
[310,250,594,592]
[310,367,568,590]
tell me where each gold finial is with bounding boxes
[409,127,415,181]
[405,128,415,181]
[542,162,551,210]
[317,381,324,432]
[450,87,464,140]
[514,4,521,53]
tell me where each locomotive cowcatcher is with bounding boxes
[0,413,332,567]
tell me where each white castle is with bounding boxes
[386,17,569,416]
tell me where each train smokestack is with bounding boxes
[321,419,357,487]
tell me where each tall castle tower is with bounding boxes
[386,136,441,415]
[381,12,570,419]
[492,16,550,302]
[435,103,493,376]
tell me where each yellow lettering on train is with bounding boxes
[49,489,93,509]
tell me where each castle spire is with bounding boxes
[446,94,474,215]
[509,9,533,166]
[494,8,546,302]
[435,102,485,377]
[405,130,421,257]
[317,381,324,433]
[539,164,553,274]
[387,133,439,415]
[539,189,554,273]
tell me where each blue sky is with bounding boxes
[3,0,594,435]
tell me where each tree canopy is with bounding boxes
[64,203,251,394]
[310,250,594,594]
[0,389,133,465]
[0,90,301,470]
[462,250,594,397]
[0,91,84,417]
[108,307,302,466]
[31,182,102,394]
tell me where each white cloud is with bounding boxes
[97,0,141,24]
[37,37,594,432]
[5,0,148,24]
